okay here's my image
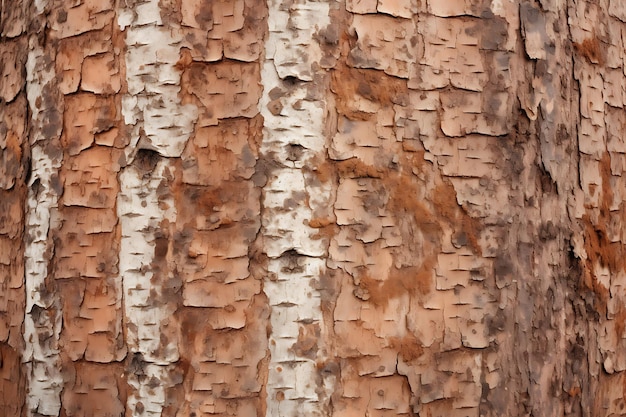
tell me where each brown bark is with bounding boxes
[2,0,626,416]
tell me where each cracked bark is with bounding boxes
[3,0,626,416]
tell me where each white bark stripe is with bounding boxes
[260,1,334,415]
[23,146,63,417]
[117,0,197,160]
[23,8,63,415]
[118,0,193,415]
[118,161,178,417]
[118,161,178,365]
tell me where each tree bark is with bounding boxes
[2,0,626,416]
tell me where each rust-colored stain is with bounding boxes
[574,37,605,65]
[331,62,408,121]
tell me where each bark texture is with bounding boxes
[2,0,626,416]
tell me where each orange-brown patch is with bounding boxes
[574,37,604,65]
[290,323,320,359]
[356,258,435,308]
[389,333,424,362]
[581,215,622,271]
[579,154,624,292]
[62,362,126,417]
[4,130,22,161]
[615,303,626,339]
[580,215,612,315]
[309,158,335,183]
[335,158,383,178]
[311,221,338,242]
[580,157,626,317]
[330,62,408,121]
[600,152,614,216]
[308,217,334,228]
[386,173,439,235]
[568,385,581,397]
[174,47,193,71]
[433,181,483,256]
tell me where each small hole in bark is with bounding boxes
[133,148,161,172]
[286,143,305,161]
[282,75,301,86]
[279,249,305,274]
[30,304,44,323]
[30,178,42,197]
[128,352,147,377]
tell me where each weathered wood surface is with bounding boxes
[2,0,626,416]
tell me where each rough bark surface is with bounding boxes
[2,0,626,416]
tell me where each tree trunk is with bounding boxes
[2,0,626,416]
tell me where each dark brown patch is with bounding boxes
[154,231,169,260]
[133,148,161,172]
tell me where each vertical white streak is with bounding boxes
[260,1,334,416]
[23,31,63,417]
[118,161,178,417]
[264,258,329,416]
[118,0,194,414]
[33,0,45,13]
[118,161,178,363]
[118,0,197,160]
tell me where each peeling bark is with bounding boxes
[23,3,64,414]
[4,0,626,416]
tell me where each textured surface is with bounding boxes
[3,0,626,416]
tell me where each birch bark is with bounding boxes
[2,1,626,416]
